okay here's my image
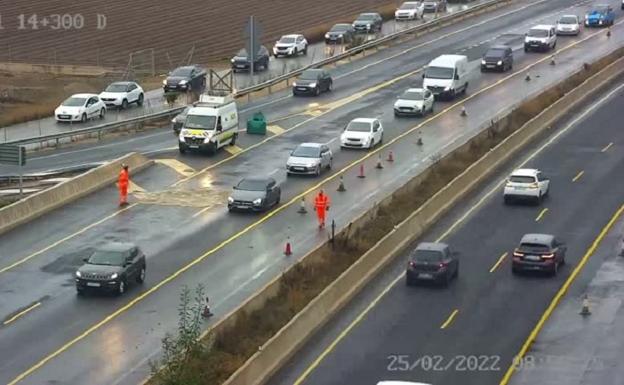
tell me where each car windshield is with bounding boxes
[425,66,454,79]
[185,114,216,130]
[331,25,349,32]
[519,243,550,253]
[346,121,372,132]
[237,49,248,57]
[399,3,418,9]
[237,179,267,191]
[171,67,192,76]
[528,29,549,38]
[105,84,128,92]
[485,49,505,58]
[400,90,424,100]
[413,250,443,262]
[299,70,321,80]
[279,36,296,44]
[510,175,536,183]
[62,97,86,107]
[358,14,376,20]
[88,250,126,266]
[559,16,577,24]
[292,145,320,158]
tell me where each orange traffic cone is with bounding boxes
[284,241,292,256]
[387,151,394,162]
[358,163,365,178]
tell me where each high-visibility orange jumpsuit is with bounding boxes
[314,191,331,228]
[118,167,129,206]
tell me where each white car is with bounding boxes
[395,1,425,20]
[54,94,106,123]
[340,118,384,149]
[99,81,144,109]
[286,143,333,176]
[394,88,434,116]
[273,34,308,57]
[503,168,550,204]
[556,15,580,35]
[524,25,557,52]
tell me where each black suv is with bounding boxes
[231,46,270,72]
[481,45,513,72]
[292,69,333,96]
[75,243,146,296]
[325,23,356,44]
[512,234,566,276]
[352,13,383,33]
[163,65,206,93]
[406,242,459,286]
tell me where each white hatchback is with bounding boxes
[556,15,580,35]
[54,93,106,123]
[340,118,384,149]
[394,88,434,116]
[504,168,550,204]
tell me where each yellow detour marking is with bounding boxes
[224,145,243,155]
[266,125,285,135]
[155,159,196,177]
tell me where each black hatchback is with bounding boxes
[228,177,281,212]
[292,69,333,96]
[512,234,566,276]
[163,65,206,93]
[481,45,513,72]
[231,46,270,72]
[406,242,459,286]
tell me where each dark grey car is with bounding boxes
[481,45,513,72]
[423,0,447,12]
[406,242,459,286]
[231,46,270,72]
[75,242,146,296]
[163,65,206,93]
[292,69,333,96]
[228,177,281,212]
[171,106,190,135]
[325,23,355,44]
[352,13,383,33]
[512,234,566,276]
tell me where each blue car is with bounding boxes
[585,5,615,27]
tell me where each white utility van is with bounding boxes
[178,94,238,154]
[422,54,469,99]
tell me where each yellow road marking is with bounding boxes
[10,16,622,385]
[440,309,459,329]
[572,170,584,182]
[290,33,624,385]
[489,252,508,273]
[500,204,624,385]
[306,109,324,117]
[155,159,196,177]
[3,302,41,326]
[266,125,285,135]
[128,181,144,193]
[601,142,613,152]
[535,208,549,222]
[223,145,243,155]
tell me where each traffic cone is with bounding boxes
[357,163,366,178]
[297,197,307,214]
[387,151,394,162]
[525,72,531,81]
[417,136,423,146]
[376,154,384,169]
[460,105,467,116]
[607,27,611,38]
[580,294,591,316]
[550,55,556,65]
[284,241,292,256]
[337,175,346,191]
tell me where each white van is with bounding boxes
[178,94,238,154]
[422,54,469,99]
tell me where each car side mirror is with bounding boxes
[454,74,459,80]
[83,257,89,263]
[422,73,426,79]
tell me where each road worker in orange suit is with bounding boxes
[314,189,331,228]
[117,164,129,206]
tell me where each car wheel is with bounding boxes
[430,103,434,113]
[405,274,416,286]
[178,144,187,154]
[553,41,557,50]
[201,77,207,88]
[463,82,468,94]
[136,266,146,284]
[379,133,384,144]
[81,113,87,123]
[121,99,128,110]
[137,93,144,106]
[209,141,218,154]
[551,261,558,276]
[230,133,237,146]
[560,254,566,265]
[117,280,126,296]
[275,194,281,206]
[315,87,320,96]
[503,195,511,205]
[442,273,450,287]
[327,81,333,92]
[76,287,84,296]
[421,107,426,116]
[293,48,298,57]
[524,46,529,53]
[327,158,332,170]
[453,265,459,278]
[99,108,106,119]
[315,165,321,176]
[303,45,308,55]
[536,193,543,205]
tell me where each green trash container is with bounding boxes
[247,112,267,135]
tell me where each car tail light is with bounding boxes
[529,182,538,189]
[541,253,555,259]
[438,262,448,269]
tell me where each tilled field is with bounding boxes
[0,0,405,71]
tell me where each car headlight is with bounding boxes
[309,82,317,88]
[231,58,235,63]
[163,79,167,85]
[599,20,603,24]
[228,196,234,203]
[338,34,344,38]
[325,33,330,38]
[179,80,187,84]
[481,59,486,65]
[75,271,82,278]
[585,15,589,20]
[292,82,297,87]
[110,273,118,280]
[444,86,450,91]
[253,198,262,206]
[497,60,502,65]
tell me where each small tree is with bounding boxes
[165,92,180,106]
[150,284,206,385]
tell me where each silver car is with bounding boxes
[286,143,333,176]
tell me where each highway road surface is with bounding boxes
[0,1,484,144]
[267,75,624,385]
[1,0,623,384]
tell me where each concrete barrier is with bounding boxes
[0,152,153,236]
[218,49,624,385]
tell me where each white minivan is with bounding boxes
[422,54,469,99]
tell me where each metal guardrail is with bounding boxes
[5,0,508,148]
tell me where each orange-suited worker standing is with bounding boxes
[314,189,331,228]
[117,164,129,206]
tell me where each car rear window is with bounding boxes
[509,176,535,183]
[412,249,444,262]
[519,243,550,253]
